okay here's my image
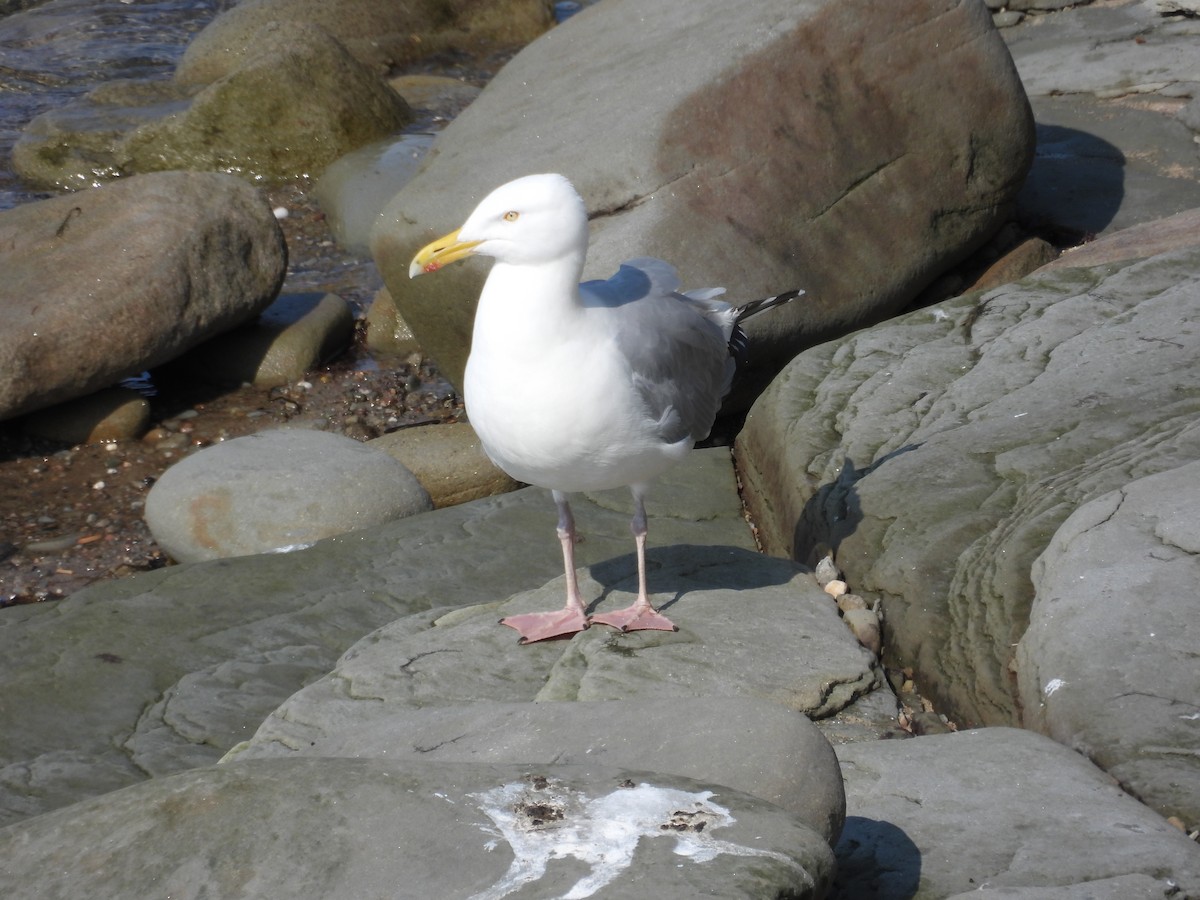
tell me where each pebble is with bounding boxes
[814,554,840,586]
[823,579,848,598]
[837,593,868,613]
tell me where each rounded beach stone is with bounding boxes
[144,428,431,563]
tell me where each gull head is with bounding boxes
[409,173,589,277]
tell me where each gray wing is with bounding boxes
[582,258,735,445]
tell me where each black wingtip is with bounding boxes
[734,288,805,324]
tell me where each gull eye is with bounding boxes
[503,210,519,222]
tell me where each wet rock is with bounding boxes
[736,247,1200,727]
[144,428,432,563]
[175,0,553,86]
[313,134,434,254]
[1017,460,1200,828]
[368,420,522,507]
[19,387,150,444]
[834,728,1200,898]
[13,21,413,188]
[0,172,286,421]
[373,0,1033,407]
[0,759,835,899]
[363,286,421,357]
[168,292,355,389]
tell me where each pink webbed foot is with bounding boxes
[500,607,589,644]
[589,603,677,634]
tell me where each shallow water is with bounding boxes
[0,0,230,208]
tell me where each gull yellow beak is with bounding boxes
[408,228,482,278]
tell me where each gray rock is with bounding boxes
[0,448,754,826]
[369,421,523,508]
[0,172,285,421]
[13,22,412,188]
[1016,96,1200,239]
[372,0,1033,405]
[944,874,1195,900]
[0,758,835,899]
[229,696,847,847]
[735,248,1200,727]
[175,0,553,86]
[833,728,1200,898]
[1041,206,1200,270]
[233,550,877,728]
[168,292,355,389]
[1017,461,1200,827]
[363,286,421,356]
[18,387,150,444]
[1002,3,1200,237]
[144,428,432,563]
[314,133,434,254]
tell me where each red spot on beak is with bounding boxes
[424,260,441,273]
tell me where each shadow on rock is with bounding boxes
[1017,122,1125,241]
[588,543,803,613]
[831,815,922,900]
[792,446,921,568]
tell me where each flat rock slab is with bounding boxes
[1017,460,1200,827]
[230,696,847,847]
[233,549,878,746]
[833,728,1200,898]
[0,448,755,826]
[736,248,1200,728]
[0,758,835,899]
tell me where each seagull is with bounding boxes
[410,174,800,644]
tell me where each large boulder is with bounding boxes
[1017,461,1200,828]
[175,0,554,86]
[371,0,1034,405]
[0,172,286,421]
[12,22,412,189]
[734,246,1200,734]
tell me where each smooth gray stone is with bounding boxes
[833,728,1200,899]
[144,427,432,563]
[169,292,355,389]
[0,758,835,899]
[228,696,847,847]
[0,448,755,826]
[736,249,1200,728]
[1017,461,1200,827]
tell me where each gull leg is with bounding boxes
[589,485,677,634]
[500,490,590,643]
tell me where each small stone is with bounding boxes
[813,555,840,586]
[837,593,868,613]
[843,607,881,656]
[823,579,848,598]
